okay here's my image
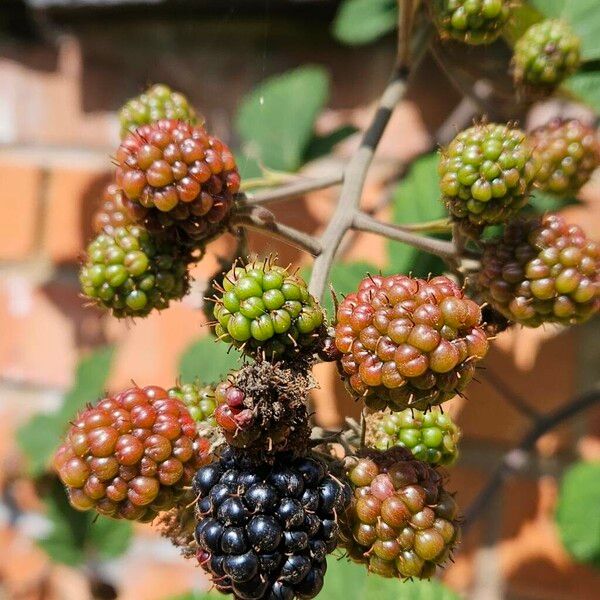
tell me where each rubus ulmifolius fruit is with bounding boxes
[79,225,191,318]
[431,0,512,45]
[477,213,600,327]
[193,447,351,600]
[339,448,459,580]
[367,408,460,466]
[335,274,489,411]
[53,385,210,521]
[531,118,599,196]
[119,83,199,139]
[92,183,147,236]
[168,381,217,427]
[213,259,325,360]
[513,19,581,94]
[439,122,538,232]
[116,118,240,245]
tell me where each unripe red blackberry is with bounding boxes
[513,19,581,93]
[53,385,210,521]
[335,274,489,411]
[431,0,512,45]
[531,119,599,196]
[168,382,217,426]
[439,122,538,230]
[368,408,460,466]
[92,184,147,236]
[119,84,199,139]
[213,259,325,360]
[339,448,459,579]
[79,225,190,318]
[477,214,600,326]
[116,119,240,244]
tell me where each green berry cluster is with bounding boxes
[79,225,189,318]
[119,84,199,139]
[213,259,325,359]
[439,122,538,230]
[168,382,217,426]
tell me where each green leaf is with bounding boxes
[556,461,600,568]
[563,70,600,113]
[16,414,65,478]
[319,558,460,599]
[88,512,133,561]
[525,191,581,215]
[332,0,398,46]
[304,125,359,163]
[234,152,262,180]
[562,0,600,61]
[179,336,241,384]
[503,3,544,47]
[528,0,566,19]
[236,66,330,172]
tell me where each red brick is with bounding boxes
[0,162,41,260]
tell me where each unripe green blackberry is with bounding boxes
[335,274,489,412]
[53,385,211,521]
[119,84,199,139]
[116,119,240,245]
[79,225,190,318]
[339,448,460,579]
[92,183,147,236]
[513,19,581,93]
[439,122,538,230]
[477,214,599,327]
[168,382,217,427]
[531,119,599,196]
[431,0,512,45]
[367,408,460,466]
[213,259,325,360]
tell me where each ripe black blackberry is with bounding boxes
[193,448,351,599]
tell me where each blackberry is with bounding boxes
[53,385,210,521]
[194,449,351,599]
[92,184,146,236]
[116,119,240,245]
[339,448,459,579]
[439,122,538,230]
[531,119,599,196]
[334,274,489,411]
[168,382,217,426]
[213,258,325,360]
[477,213,600,326]
[431,0,512,45]
[367,408,460,466]
[119,84,199,139]
[213,361,313,457]
[513,19,581,93]
[79,225,191,318]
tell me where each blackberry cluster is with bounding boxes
[439,122,538,230]
[79,225,190,318]
[168,382,217,426]
[477,213,600,327]
[119,84,199,139]
[53,385,210,521]
[213,259,325,360]
[92,183,146,236]
[513,19,581,93]
[431,0,512,45]
[531,119,599,196]
[194,448,351,599]
[340,448,459,579]
[334,274,489,411]
[116,119,240,244]
[368,408,460,466]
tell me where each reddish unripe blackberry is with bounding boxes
[439,122,538,230]
[79,225,190,318]
[116,119,240,244]
[194,447,351,599]
[119,84,199,139]
[368,408,460,466]
[335,274,489,411]
[477,214,600,327]
[531,119,599,196]
[53,385,210,521]
[213,259,325,360]
[168,382,217,426]
[92,184,147,235]
[339,448,459,580]
[431,0,512,45]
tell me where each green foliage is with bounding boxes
[38,477,132,566]
[236,66,330,172]
[526,190,581,215]
[564,70,600,113]
[304,125,359,163]
[561,0,600,61]
[17,346,115,477]
[555,461,600,569]
[332,0,398,46]
[179,336,240,384]
[503,3,544,46]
